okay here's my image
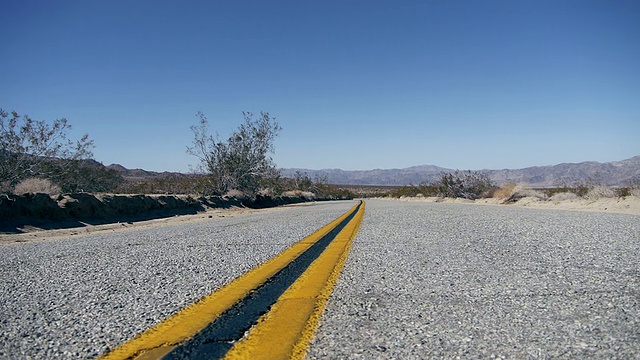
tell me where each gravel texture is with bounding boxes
[3,199,639,359]
[0,201,355,359]
[308,199,640,359]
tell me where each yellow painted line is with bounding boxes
[99,202,363,360]
[222,201,365,360]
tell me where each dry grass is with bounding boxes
[13,178,61,195]
[550,192,578,201]
[585,186,616,199]
[502,183,549,203]
[492,183,516,199]
[281,190,315,199]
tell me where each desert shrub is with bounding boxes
[292,171,314,192]
[621,176,640,197]
[224,189,245,198]
[389,183,440,198]
[287,171,332,196]
[275,172,353,199]
[388,173,496,200]
[574,184,590,197]
[47,161,125,193]
[503,183,549,203]
[550,192,578,201]
[435,171,497,200]
[281,190,315,199]
[117,175,211,195]
[417,183,440,197]
[321,186,355,200]
[389,185,422,198]
[615,187,631,197]
[258,173,286,197]
[187,111,281,196]
[543,183,596,198]
[0,108,94,193]
[492,183,516,199]
[13,178,61,195]
[544,187,568,197]
[585,186,616,199]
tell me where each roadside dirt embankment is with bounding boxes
[0,193,316,233]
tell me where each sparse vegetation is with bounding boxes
[389,171,497,200]
[434,171,497,199]
[502,183,549,203]
[115,174,212,195]
[109,169,355,200]
[1,109,94,193]
[615,187,632,198]
[187,111,281,196]
[284,171,341,198]
[501,180,640,204]
[13,178,61,195]
[492,183,516,199]
[49,161,125,193]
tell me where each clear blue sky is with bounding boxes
[2,0,639,172]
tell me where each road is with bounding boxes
[0,202,354,358]
[309,199,640,358]
[1,199,639,358]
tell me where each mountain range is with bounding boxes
[280,156,640,187]
[108,156,640,188]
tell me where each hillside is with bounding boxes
[106,164,190,182]
[281,156,640,187]
[105,156,639,188]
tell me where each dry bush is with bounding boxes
[300,191,315,199]
[512,183,548,199]
[282,190,303,197]
[492,183,516,199]
[435,171,497,199]
[585,186,616,199]
[503,183,548,203]
[281,190,316,199]
[14,178,61,195]
[389,186,422,198]
[224,189,245,198]
[550,192,579,202]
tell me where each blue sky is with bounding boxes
[2,1,639,172]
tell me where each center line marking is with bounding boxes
[100,201,365,360]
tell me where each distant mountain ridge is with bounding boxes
[106,164,188,181]
[281,156,640,187]
[107,156,640,187]
[483,156,640,187]
[281,165,452,186]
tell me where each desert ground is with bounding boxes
[2,195,638,246]
[394,195,640,215]
[0,202,314,245]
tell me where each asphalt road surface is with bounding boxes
[0,202,353,358]
[309,199,640,358]
[1,199,639,358]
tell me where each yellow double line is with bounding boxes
[101,201,365,359]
